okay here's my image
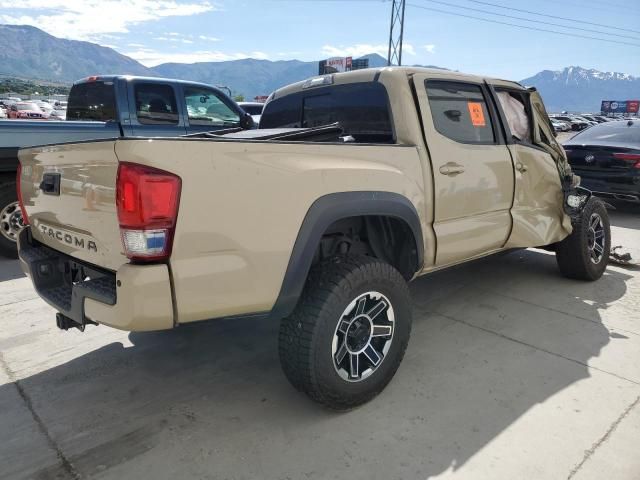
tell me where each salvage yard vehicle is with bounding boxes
[0,75,253,257]
[7,102,50,120]
[16,67,610,410]
[564,119,640,203]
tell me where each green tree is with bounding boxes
[233,94,245,102]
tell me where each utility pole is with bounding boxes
[387,0,406,66]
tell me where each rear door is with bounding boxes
[128,81,187,137]
[413,74,515,266]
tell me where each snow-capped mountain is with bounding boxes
[520,66,640,112]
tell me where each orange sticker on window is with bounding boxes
[467,102,486,127]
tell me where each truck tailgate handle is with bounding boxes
[439,163,465,176]
[40,173,61,196]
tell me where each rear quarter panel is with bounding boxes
[114,138,426,323]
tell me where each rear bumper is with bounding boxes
[577,176,640,203]
[18,228,174,331]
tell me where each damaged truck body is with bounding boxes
[16,67,609,409]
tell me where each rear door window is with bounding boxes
[260,82,394,143]
[134,83,179,125]
[425,80,495,144]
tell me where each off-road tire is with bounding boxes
[278,255,412,410]
[0,180,20,258]
[556,198,610,281]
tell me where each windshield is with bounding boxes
[16,103,40,112]
[67,81,117,121]
[569,121,640,145]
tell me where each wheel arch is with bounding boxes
[270,191,424,319]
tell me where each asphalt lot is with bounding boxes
[1,204,639,480]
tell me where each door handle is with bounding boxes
[439,163,465,176]
[516,162,528,173]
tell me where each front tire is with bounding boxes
[556,198,610,281]
[279,256,412,410]
[0,180,23,259]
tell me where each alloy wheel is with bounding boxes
[331,291,395,382]
[0,201,24,243]
[587,212,606,264]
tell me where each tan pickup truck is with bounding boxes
[17,67,610,409]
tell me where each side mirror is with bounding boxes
[241,112,255,130]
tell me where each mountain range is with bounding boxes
[1,24,638,112]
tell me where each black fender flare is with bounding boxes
[270,191,424,319]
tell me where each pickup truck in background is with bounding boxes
[0,75,253,257]
[17,67,609,410]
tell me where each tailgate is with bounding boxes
[19,140,127,271]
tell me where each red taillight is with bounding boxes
[16,164,29,225]
[116,162,181,262]
[613,152,640,168]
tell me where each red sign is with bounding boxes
[325,56,353,73]
[628,100,639,113]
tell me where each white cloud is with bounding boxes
[321,43,415,59]
[251,51,269,60]
[424,44,436,54]
[154,35,194,43]
[198,35,221,42]
[126,48,268,66]
[403,44,416,56]
[0,0,217,41]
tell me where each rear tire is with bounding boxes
[0,180,21,259]
[278,256,412,410]
[556,198,610,281]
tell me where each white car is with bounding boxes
[551,120,570,132]
[0,106,7,119]
[238,102,264,125]
[49,108,66,120]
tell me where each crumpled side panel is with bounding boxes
[505,144,572,248]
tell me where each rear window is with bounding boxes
[570,122,640,144]
[260,82,394,143]
[67,82,117,121]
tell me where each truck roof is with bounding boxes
[270,66,525,100]
[72,75,226,91]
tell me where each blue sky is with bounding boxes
[2,0,639,79]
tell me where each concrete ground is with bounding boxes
[1,204,639,480]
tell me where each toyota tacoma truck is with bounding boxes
[0,75,253,257]
[16,67,610,410]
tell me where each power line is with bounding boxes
[417,0,640,40]
[465,0,640,35]
[406,3,640,47]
